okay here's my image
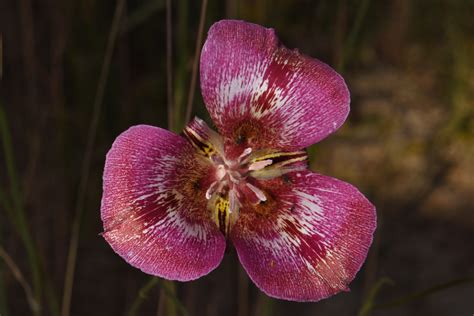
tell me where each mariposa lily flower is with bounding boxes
[101,20,376,302]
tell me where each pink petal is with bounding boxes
[101,125,226,281]
[230,171,376,301]
[200,20,350,154]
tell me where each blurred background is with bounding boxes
[1,0,473,315]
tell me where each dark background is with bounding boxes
[0,0,473,315]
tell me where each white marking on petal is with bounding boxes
[131,192,156,203]
[253,79,269,100]
[295,191,323,216]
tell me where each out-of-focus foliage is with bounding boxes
[0,0,473,315]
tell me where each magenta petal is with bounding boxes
[200,20,350,151]
[230,171,376,301]
[101,125,226,281]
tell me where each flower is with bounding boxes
[101,19,376,302]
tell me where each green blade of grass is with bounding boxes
[358,276,473,315]
[158,280,177,316]
[173,0,189,132]
[0,262,8,316]
[0,105,43,315]
[160,280,189,316]
[357,277,394,316]
[184,0,208,125]
[121,0,165,33]
[337,0,371,72]
[374,277,474,310]
[254,292,274,316]
[0,107,21,213]
[0,196,9,316]
[127,278,188,316]
[61,1,126,314]
[0,245,39,313]
[127,277,160,316]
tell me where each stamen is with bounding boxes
[229,189,239,214]
[238,147,253,162]
[248,159,273,171]
[227,170,240,184]
[205,181,218,200]
[216,165,226,181]
[247,150,308,180]
[246,183,267,202]
[250,164,307,180]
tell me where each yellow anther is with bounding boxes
[251,151,307,166]
[183,125,216,158]
[213,195,230,236]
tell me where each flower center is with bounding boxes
[184,117,307,236]
[206,147,268,205]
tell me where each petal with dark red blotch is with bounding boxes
[230,171,376,301]
[200,20,350,155]
[101,125,226,281]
